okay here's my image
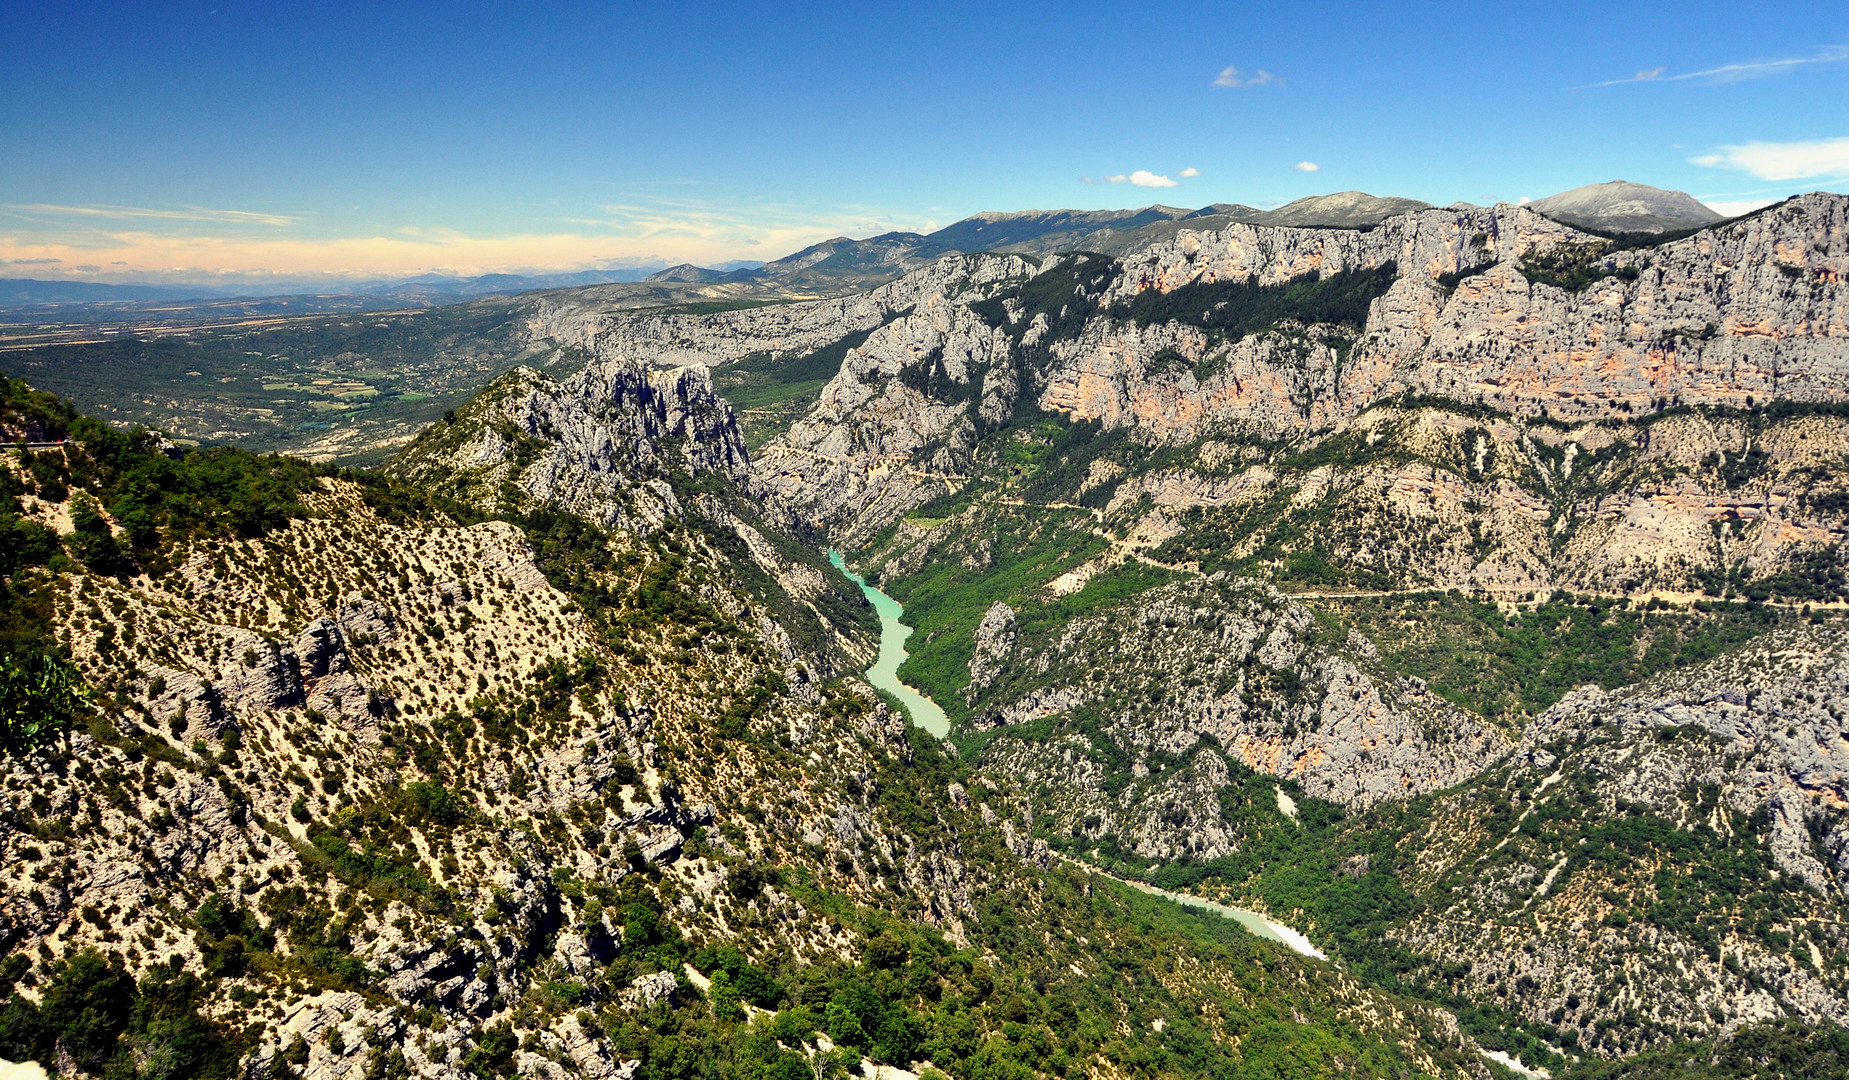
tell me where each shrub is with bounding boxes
[0,651,84,756]
[463,1023,516,1079]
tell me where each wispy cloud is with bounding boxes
[1213,65,1278,88]
[1580,45,1849,88]
[0,191,939,283]
[1179,167,1200,178]
[1692,137,1849,180]
[1294,161,1320,173]
[0,203,300,227]
[1083,170,1183,188]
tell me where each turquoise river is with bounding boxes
[826,550,951,738]
[824,553,1337,969]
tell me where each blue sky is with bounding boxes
[3,0,1847,283]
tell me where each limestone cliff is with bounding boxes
[388,358,749,533]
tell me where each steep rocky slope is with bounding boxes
[0,379,1496,1080]
[11,187,1849,1080]
[955,626,1849,1068]
[1169,628,1849,1062]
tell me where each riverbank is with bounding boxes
[827,550,951,738]
[1049,851,1327,959]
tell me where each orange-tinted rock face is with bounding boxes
[1030,196,1849,445]
[721,195,1849,580]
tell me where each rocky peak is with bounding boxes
[389,354,749,531]
[1529,179,1725,234]
[1249,190,1435,228]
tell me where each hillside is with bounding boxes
[719,191,1849,1070]
[0,374,1510,1080]
[7,187,1849,1079]
[1529,181,1726,236]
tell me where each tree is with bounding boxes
[463,1023,517,1079]
[39,949,135,1073]
[0,651,85,756]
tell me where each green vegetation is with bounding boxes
[2,302,529,462]
[0,949,244,1079]
[0,651,84,755]
[1109,263,1399,340]
[1559,1019,1849,1080]
[1321,592,1798,721]
[873,500,1108,727]
[1519,242,1642,292]
[580,825,1479,1080]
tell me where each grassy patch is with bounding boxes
[871,503,1108,725]
[1316,592,1800,721]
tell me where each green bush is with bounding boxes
[0,650,84,756]
[0,949,159,1075]
[463,1023,517,1079]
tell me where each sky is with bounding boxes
[3,0,1848,285]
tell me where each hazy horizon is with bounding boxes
[5,0,1847,286]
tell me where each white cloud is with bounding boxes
[1293,161,1319,172]
[0,195,936,282]
[1213,66,1278,88]
[1179,167,1200,178]
[1084,171,1182,187]
[1582,45,1849,88]
[0,203,299,227]
[1692,137,1849,180]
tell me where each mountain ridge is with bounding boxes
[2,181,1733,322]
[7,185,1849,1080]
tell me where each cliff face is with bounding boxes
[1057,195,1849,437]
[752,257,1036,542]
[1401,196,1849,420]
[388,357,750,532]
[1375,628,1849,1055]
[960,573,1513,820]
[496,195,1849,559]
[1092,402,1849,597]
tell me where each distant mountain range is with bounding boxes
[0,181,1730,321]
[0,266,692,310]
[605,182,1726,302]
